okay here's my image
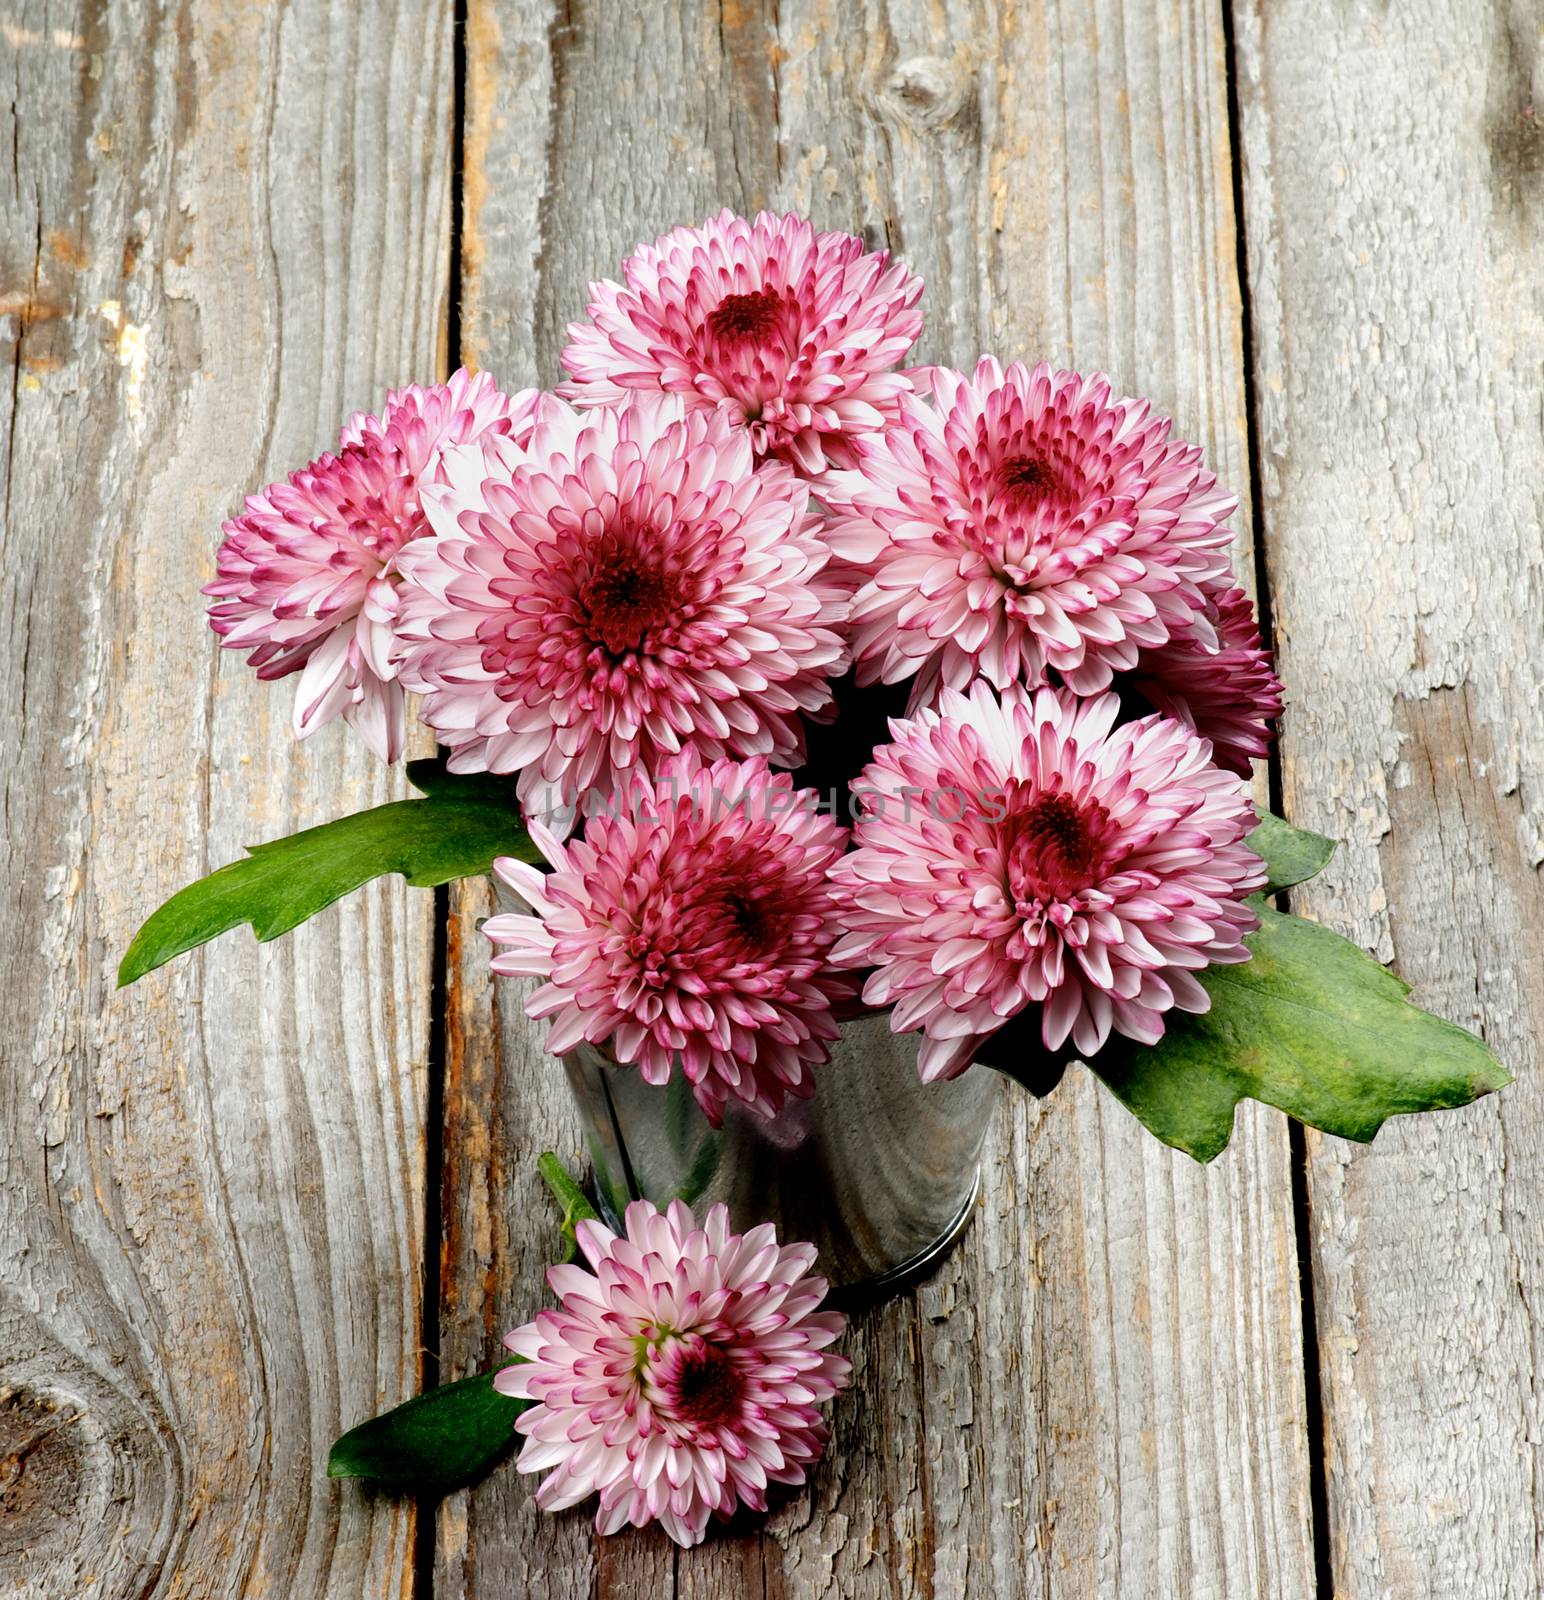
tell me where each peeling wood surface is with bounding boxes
[439,2,1313,1596]
[5,0,1540,1596]
[1236,1,1544,1595]
[1,3,449,1596]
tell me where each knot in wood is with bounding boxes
[0,1385,90,1563]
[878,53,977,132]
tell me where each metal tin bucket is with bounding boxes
[558,1011,1000,1306]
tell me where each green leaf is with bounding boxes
[326,1363,527,1489]
[118,759,537,986]
[1090,904,1511,1162]
[1247,809,1337,894]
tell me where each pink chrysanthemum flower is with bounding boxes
[830,682,1264,1080]
[821,358,1239,707]
[484,754,855,1126]
[393,395,847,811]
[558,209,924,476]
[1128,577,1284,776]
[498,1198,850,1547]
[206,368,535,761]
[339,364,527,469]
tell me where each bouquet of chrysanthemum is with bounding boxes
[121,212,1507,1545]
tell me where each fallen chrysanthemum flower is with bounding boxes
[499,1195,851,1547]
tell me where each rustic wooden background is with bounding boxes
[3,0,1540,1595]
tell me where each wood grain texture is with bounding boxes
[439,2,1315,1595]
[0,2,450,1594]
[1235,1,1544,1595]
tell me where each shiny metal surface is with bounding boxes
[559,1011,1000,1301]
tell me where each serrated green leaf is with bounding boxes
[326,1364,527,1489]
[118,758,537,986]
[1246,809,1337,894]
[1090,904,1511,1162]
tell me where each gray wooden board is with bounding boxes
[1,2,449,1595]
[1235,0,1544,1594]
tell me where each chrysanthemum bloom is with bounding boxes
[558,210,924,476]
[393,395,847,810]
[206,368,534,761]
[830,682,1264,1079]
[339,364,532,471]
[1127,577,1284,776]
[498,1198,850,1546]
[821,358,1239,707]
[484,753,855,1126]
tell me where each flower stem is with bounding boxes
[537,1152,600,1262]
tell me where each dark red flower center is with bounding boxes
[704,873,794,963]
[1004,788,1112,902]
[985,426,1092,525]
[579,554,674,655]
[723,889,775,947]
[998,454,1058,503]
[706,289,784,350]
[668,1341,744,1428]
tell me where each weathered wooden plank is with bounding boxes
[0,3,449,1595]
[439,1,1315,1595]
[1235,2,1544,1595]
